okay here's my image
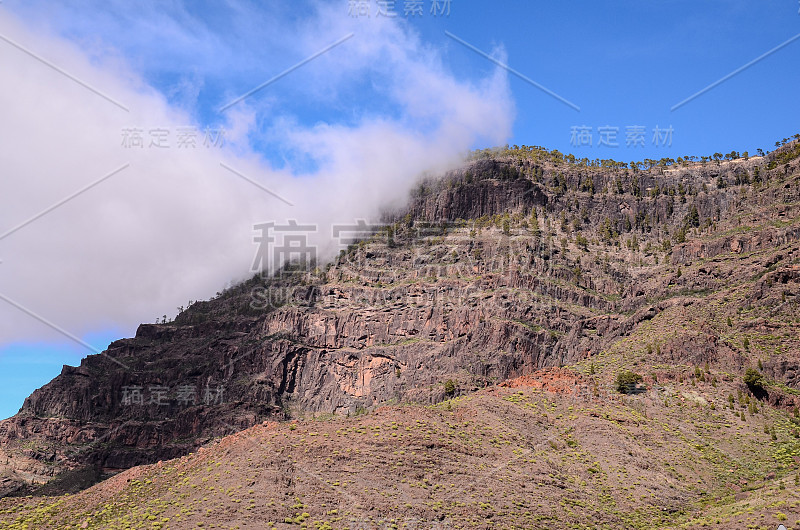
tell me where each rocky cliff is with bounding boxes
[2,142,800,496]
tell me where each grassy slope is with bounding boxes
[2,364,800,529]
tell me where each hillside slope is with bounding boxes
[3,369,800,528]
[1,140,800,527]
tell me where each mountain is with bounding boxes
[2,140,800,528]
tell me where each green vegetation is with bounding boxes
[615,370,644,394]
[743,368,764,391]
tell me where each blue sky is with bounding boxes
[1,0,798,420]
[9,0,797,158]
[0,331,122,419]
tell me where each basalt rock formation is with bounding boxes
[2,141,800,498]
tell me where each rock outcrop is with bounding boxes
[2,142,800,494]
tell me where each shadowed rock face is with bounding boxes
[2,143,800,494]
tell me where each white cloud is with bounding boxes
[0,3,513,347]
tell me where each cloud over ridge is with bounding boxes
[0,1,514,347]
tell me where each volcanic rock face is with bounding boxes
[2,143,800,493]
